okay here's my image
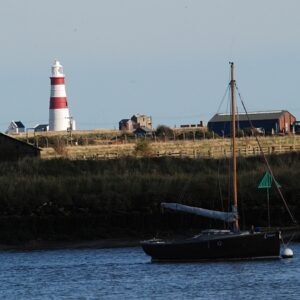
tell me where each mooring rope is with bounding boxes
[280,231,295,248]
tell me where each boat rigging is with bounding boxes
[141,62,294,261]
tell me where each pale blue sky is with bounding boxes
[1,0,300,131]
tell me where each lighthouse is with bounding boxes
[49,60,75,131]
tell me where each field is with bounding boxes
[12,129,300,160]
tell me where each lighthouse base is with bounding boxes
[49,108,71,131]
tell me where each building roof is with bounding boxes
[0,133,41,151]
[131,113,151,119]
[34,124,49,130]
[208,110,293,123]
[119,119,130,123]
[14,121,25,128]
[133,113,146,117]
[133,127,153,133]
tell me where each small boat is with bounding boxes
[141,62,283,261]
[142,229,280,261]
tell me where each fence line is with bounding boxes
[41,136,300,160]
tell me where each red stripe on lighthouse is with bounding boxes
[50,77,65,85]
[50,97,68,109]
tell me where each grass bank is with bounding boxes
[0,154,299,245]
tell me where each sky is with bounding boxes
[1,0,300,131]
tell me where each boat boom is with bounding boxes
[161,202,237,223]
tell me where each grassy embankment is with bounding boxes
[0,153,299,245]
[14,130,300,160]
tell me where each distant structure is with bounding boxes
[208,110,296,136]
[49,60,75,131]
[34,124,49,132]
[180,121,204,128]
[119,119,134,131]
[119,113,152,131]
[131,113,152,129]
[0,133,40,161]
[5,121,25,134]
[133,127,153,137]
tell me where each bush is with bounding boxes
[135,139,152,157]
[156,125,174,138]
[53,138,68,156]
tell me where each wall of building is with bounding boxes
[278,112,296,133]
[0,134,40,161]
[208,119,279,136]
[131,115,152,129]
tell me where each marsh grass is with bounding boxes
[0,154,299,242]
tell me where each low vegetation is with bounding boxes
[0,154,299,243]
[134,139,152,156]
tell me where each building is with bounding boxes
[180,121,204,128]
[131,114,152,129]
[119,113,152,131]
[34,124,49,132]
[208,110,296,136]
[0,133,41,161]
[133,127,153,137]
[5,121,25,134]
[49,60,75,131]
[119,119,134,131]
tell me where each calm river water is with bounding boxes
[0,243,299,299]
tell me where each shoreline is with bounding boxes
[0,238,141,251]
[1,227,300,252]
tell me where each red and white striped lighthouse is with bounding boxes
[49,60,75,131]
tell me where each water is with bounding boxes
[0,244,299,299]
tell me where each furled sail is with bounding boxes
[161,202,237,223]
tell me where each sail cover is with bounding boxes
[161,202,237,223]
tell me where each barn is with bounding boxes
[0,133,41,161]
[207,110,296,136]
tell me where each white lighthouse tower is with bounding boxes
[49,60,75,131]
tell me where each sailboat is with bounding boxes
[141,62,281,261]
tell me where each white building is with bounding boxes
[5,121,25,134]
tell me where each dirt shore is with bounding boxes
[0,238,141,251]
[1,226,299,252]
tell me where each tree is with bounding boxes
[156,125,174,138]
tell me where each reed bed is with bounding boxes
[0,154,299,243]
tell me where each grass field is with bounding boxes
[32,134,300,160]
[6,128,300,160]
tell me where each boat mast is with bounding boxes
[230,62,239,232]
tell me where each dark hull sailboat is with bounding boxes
[141,62,282,261]
[141,230,281,261]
